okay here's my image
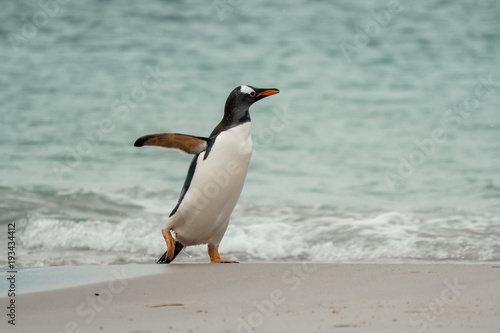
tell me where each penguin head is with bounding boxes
[224,85,279,117]
[236,85,280,106]
[212,85,280,136]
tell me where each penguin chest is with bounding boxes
[171,123,252,245]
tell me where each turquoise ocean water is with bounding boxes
[1,0,499,266]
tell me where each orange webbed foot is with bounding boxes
[162,229,175,261]
[208,247,239,264]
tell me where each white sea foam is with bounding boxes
[11,203,500,267]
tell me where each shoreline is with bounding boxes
[2,263,499,332]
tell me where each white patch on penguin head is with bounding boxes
[239,85,255,95]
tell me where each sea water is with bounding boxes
[1,0,499,266]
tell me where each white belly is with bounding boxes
[165,123,252,246]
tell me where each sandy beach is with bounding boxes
[1,263,499,333]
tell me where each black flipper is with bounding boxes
[134,133,208,155]
[157,240,184,264]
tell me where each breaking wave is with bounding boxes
[8,194,499,266]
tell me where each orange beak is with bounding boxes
[256,89,280,98]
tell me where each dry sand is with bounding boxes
[2,263,500,333]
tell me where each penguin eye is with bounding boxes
[250,91,256,97]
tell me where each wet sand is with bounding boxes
[2,263,500,332]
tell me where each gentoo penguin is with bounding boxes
[134,85,279,263]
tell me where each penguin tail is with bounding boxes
[157,240,184,264]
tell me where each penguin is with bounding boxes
[134,85,279,264]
